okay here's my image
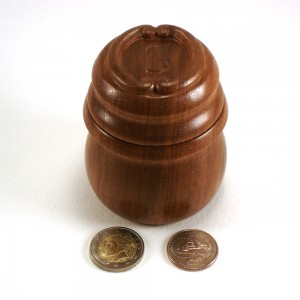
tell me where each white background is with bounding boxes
[1,0,300,299]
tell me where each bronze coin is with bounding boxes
[90,227,144,272]
[167,229,218,271]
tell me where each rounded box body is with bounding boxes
[84,25,228,224]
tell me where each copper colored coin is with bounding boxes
[167,229,218,271]
[90,227,144,272]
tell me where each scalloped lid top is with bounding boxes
[85,25,227,146]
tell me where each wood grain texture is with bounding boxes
[84,25,228,224]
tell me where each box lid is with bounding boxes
[84,25,227,146]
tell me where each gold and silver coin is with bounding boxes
[90,227,144,272]
[167,229,218,271]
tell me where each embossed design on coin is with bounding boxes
[90,227,144,272]
[167,229,218,271]
[98,232,137,263]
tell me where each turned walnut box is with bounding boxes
[84,25,228,225]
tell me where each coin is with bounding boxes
[90,227,144,272]
[167,229,218,271]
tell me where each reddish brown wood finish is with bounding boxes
[84,25,228,224]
